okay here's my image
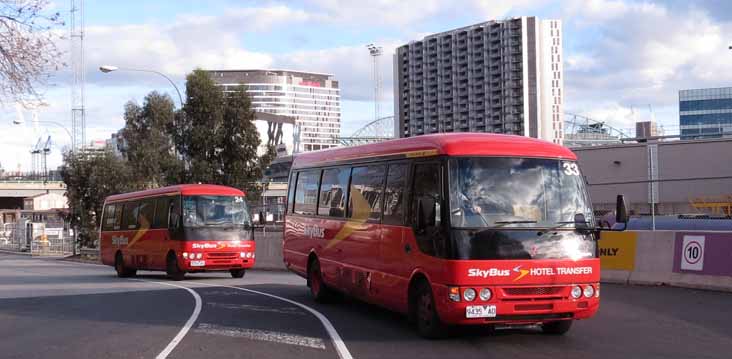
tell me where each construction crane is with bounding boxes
[41,136,52,180]
[30,138,43,179]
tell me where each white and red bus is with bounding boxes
[283,133,628,337]
[100,184,256,280]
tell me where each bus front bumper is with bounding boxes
[434,283,600,325]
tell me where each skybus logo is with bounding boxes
[467,268,511,278]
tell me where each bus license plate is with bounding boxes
[466,305,497,318]
[190,260,205,267]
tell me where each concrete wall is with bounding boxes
[602,230,732,292]
[574,138,732,214]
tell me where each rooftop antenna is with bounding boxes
[366,44,383,123]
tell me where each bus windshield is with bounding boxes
[449,157,593,229]
[183,195,251,228]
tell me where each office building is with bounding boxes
[208,69,341,153]
[394,17,563,144]
[679,87,732,140]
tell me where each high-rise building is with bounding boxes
[679,87,732,140]
[208,69,341,153]
[394,17,563,144]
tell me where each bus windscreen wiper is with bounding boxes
[494,220,538,224]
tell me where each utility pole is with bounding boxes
[367,44,383,123]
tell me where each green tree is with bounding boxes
[61,150,134,248]
[175,69,269,197]
[122,91,182,187]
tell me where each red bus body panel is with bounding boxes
[284,134,598,326]
[100,184,256,273]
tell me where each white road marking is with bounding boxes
[188,281,354,359]
[207,302,305,315]
[133,279,202,359]
[195,323,326,349]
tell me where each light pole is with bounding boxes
[12,119,73,144]
[99,65,184,107]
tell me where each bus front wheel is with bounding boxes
[166,254,186,281]
[230,269,246,278]
[115,252,136,278]
[415,282,447,339]
[541,320,573,335]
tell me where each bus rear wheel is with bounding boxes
[230,269,246,278]
[415,282,447,339]
[115,252,136,278]
[308,259,334,303]
[541,320,573,335]
[166,254,186,281]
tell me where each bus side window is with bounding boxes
[113,203,124,230]
[318,167,349,217]
[287,172,298,214]
[138,200,155,229]
[102,204,116,231]
[168,196,181,229]
[123,201,139,230]
[383,163,408,225]
[152,197,170,229]
[349,165,386,223]
[294,170,320,216]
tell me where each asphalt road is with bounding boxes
[1,252,731,359]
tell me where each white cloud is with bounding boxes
[305,0,444,27]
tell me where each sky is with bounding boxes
[2,0,732,172]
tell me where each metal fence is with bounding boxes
[0,222,74,256]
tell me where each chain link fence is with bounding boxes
[0,222,74,256]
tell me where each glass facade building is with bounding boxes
[679,87,732,140]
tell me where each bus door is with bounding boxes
[408,161,449,274]
[375,162,412,311]
[339,165,386,299]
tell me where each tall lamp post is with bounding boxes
[99,65,184,106]
[12,119,73,144]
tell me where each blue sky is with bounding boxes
[2,0,732,171]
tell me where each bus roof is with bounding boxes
[292,133,576,169]
[105,184,245,203]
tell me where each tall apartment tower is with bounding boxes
[208,69,341,153]
[394,17,564,144]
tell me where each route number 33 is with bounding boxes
[563,162,580,176]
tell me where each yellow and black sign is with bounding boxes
[599,231,637,271]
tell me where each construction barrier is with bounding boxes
[601,230,732,292]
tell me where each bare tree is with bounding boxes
[0,0,64,104]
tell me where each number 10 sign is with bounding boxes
[680,235,705,271]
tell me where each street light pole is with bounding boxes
[12,119,73,145]
[99,65,184,107]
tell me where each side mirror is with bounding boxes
[259,211,266,225]
[615,194,629,224]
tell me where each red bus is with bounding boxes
[100,184,256,280]
[283,133,627,338]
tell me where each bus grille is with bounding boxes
[502,286,564,296]
[206,252,238,259]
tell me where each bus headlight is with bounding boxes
[448,287,460,302]
[247,252,253,258]
[463,288,476,301]
[583,285,595,298]
[196,253,203,259]
[240,252,246,258]
[182,252,189,259]
[479,288,492,301]
[571,285,582,299]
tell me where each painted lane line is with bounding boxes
[195,323,326,349]
[207,302,306,315]
[187,282,354,359]
[132,279,202,359]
